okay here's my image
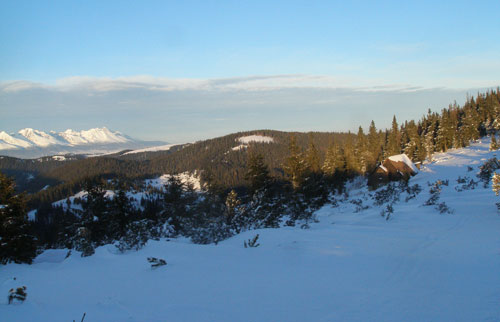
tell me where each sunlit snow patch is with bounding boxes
[237,135,274,144]
[123,144,176,155]
[230,135,274,152]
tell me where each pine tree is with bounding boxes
[424,120,438,161]
[109,185,135,238]
[0,171,37,264]
[224,189,241,225]
[305,134,321,174]
[355,126,369,174]
[386,115,401,156]
[245,151,271,193]
[343,132,358,175]
[283,134,307,189]
[462,106,480,142]
[366,121,383,170]
[490,135,499,151]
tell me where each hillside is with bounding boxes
[0,129,353,204]
[2,139,500,321]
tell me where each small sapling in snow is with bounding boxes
[244,234,260,248]
[436,202,453,214]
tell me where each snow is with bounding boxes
[146,172,202,191]
[231,135,274,152]
[0,127,131,150]
[18,128,62,147]
[0,142,17,150]
[388,153,419,172]
[0,131,32,148]
[57,129,89,145]
[78,127,129,144]
[237,135,274,144]
[123,144,175,155]
[55,127,130,145]
[52,156,66,161]
[0,127,142,158]
[231,144,247,151]
[3,140,500,321]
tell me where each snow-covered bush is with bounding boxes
[374,183,400,206]
[424,180,444,206]
[380,204,394,221]
[437,202,453,214]
[492,173,500,196]
[404,183,422,202]
[189,220,232,245]
[477,158,500,187]
[350,199,369,212]
[455,176,478,192]
[116,219,174,252]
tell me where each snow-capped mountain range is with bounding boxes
[0,127,165,158]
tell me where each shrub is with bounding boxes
[8,286,27,304]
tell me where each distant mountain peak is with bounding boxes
[0,127,166,158]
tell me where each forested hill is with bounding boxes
[1,88,500,208]
[1,130,354,205]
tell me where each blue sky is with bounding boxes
[1,1,499,142]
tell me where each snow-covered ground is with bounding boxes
[237,135,274,144]
[123,144,176,155]
[230,135,274,152]
[2,139,500,321]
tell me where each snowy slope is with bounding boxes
[123,144,176,155]
[237,135,274,144]
[18,128,64,147]
[2,139,500,321]
[0,131,32,149]
[230,135,274,152]
[0,127,166,158]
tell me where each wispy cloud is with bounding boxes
[0,75,434,94]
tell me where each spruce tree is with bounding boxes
[355,126,369,174]
[0,171,37,264]
[245,151,271,193]
[386,115,401,156]
[283,134,306,189]
[367,121,382,170]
